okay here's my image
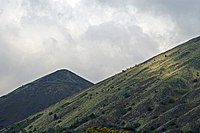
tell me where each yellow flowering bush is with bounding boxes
[84,127,131,133]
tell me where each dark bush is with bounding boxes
[193,79,198,82]
[53,114,58,120]
[142,114,147,118]
[89,113,96,119]
[161,128,166,132]
[102,111,105,114]
[128,107,132,111]
[197,72,199,77]
[48,112,53,116]
[28,125,33,129]
[161,101,166,105]
[147,107,153,111]
[33,128,36,132]
[1,95,7,98]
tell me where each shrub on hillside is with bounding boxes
[197,72,199,77]
[48,112,53,116]
[53,114,58,120]
[193,79,198,82]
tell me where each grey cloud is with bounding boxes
[130,0,200,39]
[0,0,199,96]
[77,22,160,81]
[97,0,200,43]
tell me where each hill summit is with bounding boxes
[0,69,93,129]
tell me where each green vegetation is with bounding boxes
[2,36,200,132]
[85,127,131,133]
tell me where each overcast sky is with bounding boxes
[0,0,200,96]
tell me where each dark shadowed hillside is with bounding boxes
[2,36,200,133]
[0,69,93,129]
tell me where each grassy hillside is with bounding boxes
[2,36,200,133]
[0,69,93,129]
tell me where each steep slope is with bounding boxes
[0,69,93,129]
[3,36,200,133]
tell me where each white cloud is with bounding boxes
[0,0,200,95]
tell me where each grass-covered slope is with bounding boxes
[0,69,93,129]
[3,36,200,133]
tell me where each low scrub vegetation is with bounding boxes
[84,127,131,133]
